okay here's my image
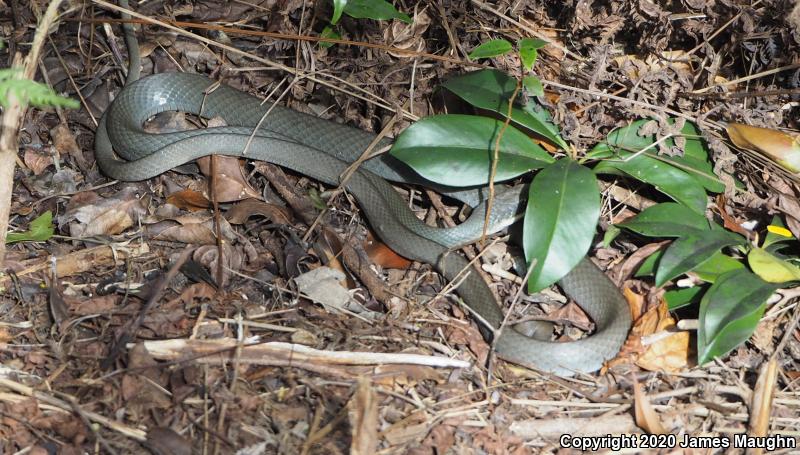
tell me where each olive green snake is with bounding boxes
[94,2,630,376]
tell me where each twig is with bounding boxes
[0,0,64,268]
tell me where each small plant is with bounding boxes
[321,0,411,48]
[0,68,78,109]
[389,63,797,366]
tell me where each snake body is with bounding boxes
[94,7,630,375]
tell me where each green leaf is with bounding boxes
[524,160,600,292]
[6,211,55,244]
[343,0,411,23]
[441,70,568,150]
[518,38,547,71]
[763,215,795,248]
[665,286,705,310]
[390,114,553,186]
[618,202,710,237]
[697,269,779,364]
[595,156,708,214]
[655,230,745,287]
[468,39,513,59]
[331,0,347,24]
[748,247,800,283]
[602,224,621,248]
[691,252,745,283]
[0,68,79,109]
[522,76,544,98]
[319,25,341,48]
[590,119,723,195]
[635,250,662,277]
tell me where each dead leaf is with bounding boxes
[363,231,412,269]
[23,148,53,175]
[145,427,193,455]
[62,187,146,237]
[226,198,292,224]
[347,377,378,455]
[727,123,800,174]
[749,358,778,455]
[627,295,690,373]
[197,139,261,202]
[633,375,668,434]
[51,123,89,170]
[714,194,752,238]
[166,189,211,211]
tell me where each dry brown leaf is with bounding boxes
[226,198,292,224]
[197,155,261,202]
[631,297,690,373]
[727,123,800,174]
[23,148,52,175]
[347,377,379,455]
[149,221,217,244]
[632,375,668,434]
[145,427,193,455]
[63,187,146,237]
[50,123,89,170]
[714,194,752,238]
[166,189,211,211]
[363,231,412,269]
[748,358,778,455]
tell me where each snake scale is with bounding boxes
[94,1,630,376]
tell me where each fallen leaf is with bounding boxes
[633,375,668,434]
[23,148,53,175]
[51,123,89,170]
[226,198,292,224]
[363,231,412,269]
[347,377,378,455]
[62,187,146,237]
[727,123,800,174]
[166,189,211,211]
[631,297,690,373]
[749,358,778,455]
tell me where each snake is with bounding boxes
[94,2,631,376]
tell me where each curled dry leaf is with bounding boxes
[727,123,800,174]
[363,231,412,269]
[193,243,244,286]
[226,198,292,224]
[631,295,690,373]
[197,154,261,202]
[62,186,146,237]
[23,148,53,175]
[166,189,211,211]
[633,375,668,434]
[50,123,89,170]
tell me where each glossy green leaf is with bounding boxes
[6,211,54,244]
[655,230,745,287]
[590,119,722,193]
[331,0,347,24]
[665,286,705,310]
[618,202,710,237]
[763,215,795,248]
[390,114,553,186]
[441,70,568,150]
[748,247,800,283]
[468,39,513,59]
[319,25,341,48]
[522,76,544,98]
[697,269,779,364]
[343,0,411,23]
[635,250,662,277]
[595,155,708,214]
[518,38,547,71]
[690,252,745,283]
[524,160,600,292]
